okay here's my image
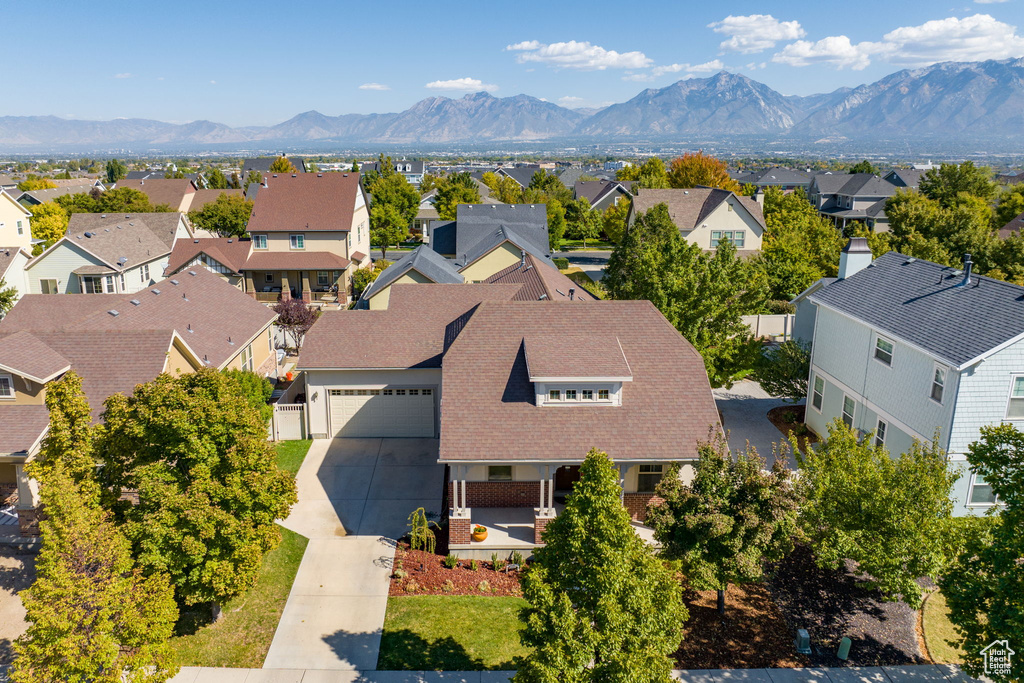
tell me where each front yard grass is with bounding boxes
[378,596,530,670]
[276,439,312,475]
[168,525,308,668]
[921,590,966,664]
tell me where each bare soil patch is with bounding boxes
[767,405,819,450]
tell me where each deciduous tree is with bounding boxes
[616,158,670,189]
[370,203,410,259]
[848,160,878,175]
[647,433,801,614]
[668,152,740,192]
[433,172,481,220]
[351,259,391,298]
[750,339,811,401]
[919,161,996,208]
[188,192,253,237]
[243,170,262,192]
[602,200,629,244]
[26,201,68,252]
[515,449,687,683]
[0,279,16,315]
[797,419,958,607]
[268,156,297,174]
[272,297,320,350]
[105,159,127,184]
[206,168,228,189]
[17,178,57,192]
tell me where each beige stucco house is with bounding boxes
[629,187,766,255]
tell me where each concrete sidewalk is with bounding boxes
[714,380,798,469]
[161,664,980,683]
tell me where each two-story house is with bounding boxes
[0,191,34,302]
[574,179,635,212]
[0,267,279,536]
[361,159,425,186]
[244,172,371,302]
[25,213,191,294]
[808,173,899,231]
[628,187,765,255]
[795,238,1022,515]
[731,167,812,192]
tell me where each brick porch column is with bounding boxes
[450,508,471,545]
[534,465,556,544]
[534,508,555,544]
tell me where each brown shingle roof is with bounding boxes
[242,251,351,271]
[300,283,522,369]
[632,188,766,232]
[165,237,252,276]
[114,178,196,210]
[0,331,71,382]
[48,212,185,271]
[187,188,245,213]
[524,334,631,380]
[999,210,1024,239]
[484,253,596,302]
[246,173,360,233]
[0,406,51,456]
[439,300,720,462]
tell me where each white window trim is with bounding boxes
[290,234,305,250]
[874,418,887,448]
[1004,374,1024,421]
[0,373,14,399]
[811,374,825,413]
[873,333,894,367]
[841,394,856,427]
[930,363,947,405]
[253,234,268,250]
[966,472,999,508]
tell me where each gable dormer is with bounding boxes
[0,331,71,405]
[524,334,632,407]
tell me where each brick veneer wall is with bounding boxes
[0,483,16,506]
[18,507,41,537]
[623,493,663,522]
[448,480,542,508]
[534,515,554,544]
[449,515,471,545]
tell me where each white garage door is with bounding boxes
[328,387,435,437]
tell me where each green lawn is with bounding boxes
[559,239,615,250]
[922,590,966,664]
[169,526,308,667]
[276,439,312,475]
[379,596,531,670]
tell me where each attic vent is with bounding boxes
[151,288,161,295]
[107,310,119,317]
[76,235,82,239]
[291,174,297,178]
[317,173,323,177]
[182,293,188,301]
[130,299,141,306]
[343,173,348,177]
[538,293,548,300]
[904,257,917,264]
[555,289,566,296]
[227,239,233,243]
[227,336,234,345]
[170,279,179,285]
[104,228,110,232]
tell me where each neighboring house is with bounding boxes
[574,179,635,212]
[998,210,1024,239]
[361,159,425,186]
[187,188,245,214]
[0,266,279,535]
[164,237,252,289]
[242,156,307,175]
[113,178,197,212]
[25,212,191,294]
[412,191,440,237]
[495,166,542,189]
[0,190,33,253]
[298,284,719,556]
[0,247,31,303]
[996,172,1024,186]
[244,172,370,302]
[360,245,464,309]
[882,169,925,190]
[428,203,551,281]
[732,167,812,192]
[808,173,899,231]
[16,185,103,207]
[796,238,1022,515]
[0,176,19,192]
[629,187,765,255]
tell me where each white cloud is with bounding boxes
[425,77,498,92]
[622,73,656,82]
[359,82,390,91]
[975,0,1008,3]
[114,73,132,79]
[557,96,584,105]
[652,59,726,76]
[506,40,541,51]
[510,40,652,70]
[772,36,884,70]
[881,13,1024,65]
[709,14,805,53]
[210,80,217,85]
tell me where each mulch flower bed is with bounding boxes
[767,405,819,450]
[766,545,926,667]
[389,545,523,597]
[674,583,811,669]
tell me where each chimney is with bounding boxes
[754,189,764,206]
[955,253,974,289]
[569,288,575,301]
[838,237,872,280]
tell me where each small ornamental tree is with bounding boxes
[188,192,253,237]
[797,419,958,608]
[98,369,298,610]
[750,339,811,402]
[268,156,297,173]
[370,203,411,259]
[273,297,320,350]
[515,449,687,683]
[351,259,391,299]
[941,423,1023,681]
[105,158,127,184]
[647,433,802,614]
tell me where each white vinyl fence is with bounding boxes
[741,314,795,341]
[271,404,306,441]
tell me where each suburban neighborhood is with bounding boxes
[1,4,1023,683]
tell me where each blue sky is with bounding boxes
[12,0,1024,126]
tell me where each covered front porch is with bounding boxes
[244,268,346,304]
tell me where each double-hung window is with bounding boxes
[1006,376,1024,419]
[874,336,893,366]
[931,365,946,403]
[637,465,664,493]
[874,419,887,448]
[811,375,824,411]
[487,466,513,482]
[241,345,253,372]
[842,395,856,428]
[968,474,997,505]
[253,235,268,250]
[290,234,305,250]
[0,374,13,398]
[141,264,150,283]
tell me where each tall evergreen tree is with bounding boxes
[515,449,687,683]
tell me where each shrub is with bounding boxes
[468,559,479,571]
[509,550,525,567]
[478,580,491,592]
[553,257,570,270]
[407,507,437,554]
[442,579,455,593]
[493,559,506,572]
[782,410,798,424]
[442,554,459,569]
[404,579,420,593]
[393,569,408,580]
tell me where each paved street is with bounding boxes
[266,438,445,671]
[714,380,799,469]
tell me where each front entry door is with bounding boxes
[555,465,581,491]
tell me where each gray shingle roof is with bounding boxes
[457,224,550,268]
[735,167,812,186]
[812,173,898,198]
[361,245,464,301]
[453,204,549,258]
[809,252,1024,367]
[47,213,184,271]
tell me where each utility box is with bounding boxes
[795,629,811,655]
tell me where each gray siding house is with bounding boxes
[796,239,1021,515]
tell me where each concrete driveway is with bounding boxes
[267,438,445,672]
[714,380,800,469]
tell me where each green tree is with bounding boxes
[940,423,1023,681]
[602,200,629,244]
[605,205,765,387]
[994,184,1024,228]
[105,159,127,184]
[17,178,57,192]
[485,173,524,203]
[433,172,481,220]
[54,190,100,214]
[351,160,359,172]
[667,152,740,192]
[750,339,811,401]
[98,369,298,609]
[564,198,602,247]
[848,160,878,175]
[797,419,958,607]
[188,192,253,237]
[27,201,69,253]
[545,199,566,252]
[370,202,411,259]
[221,369,274,423]
[351,259,391,298]
[206,168,229,189]
[0,278,16,315]
[32,372,97,484]
[527,170,571,204]
[515,449,687,683]
[647,433,801,615]
[243,170,263,192]
[268,156,297,174]
[617,158,670,189]
[919,161,996,208]
[886,190,996,272]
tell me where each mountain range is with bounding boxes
[2,58,1023,151]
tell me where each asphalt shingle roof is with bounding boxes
[632,188,766,232]
[483,253,596,302]
[524,334,631,379]
[246,172,360,233]
[809,252,1024,367]
[49,212,184,271]
[0,331,71,382]
[453,204,549,258]
[360,245,463,301]
[0,406,51,456]
[165,237,252,275]
[113,178,196,209]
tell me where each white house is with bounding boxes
[628,187,766,254]
[795,238,1021,515]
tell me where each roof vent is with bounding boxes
[904,257,917,264]
[151,288,161,295]
[317,173,323,177]
[227,239,233,243]
[188,270,196,276]
[128,222,133,226]
[84,231,94,238]
[187,323,193,332]
[227,336,234,345]
[118,256,128,265]
[955,254,974,289]
[194,239,200,243]
[556,289,566,296]
[170,279,179,285]
[182,293,188,300]
[538,293,548,300]
[101,214,107,218]
[107,310,119,317]
[104,228,110,232]
[130,299,141,306]
[569,288,575,301]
